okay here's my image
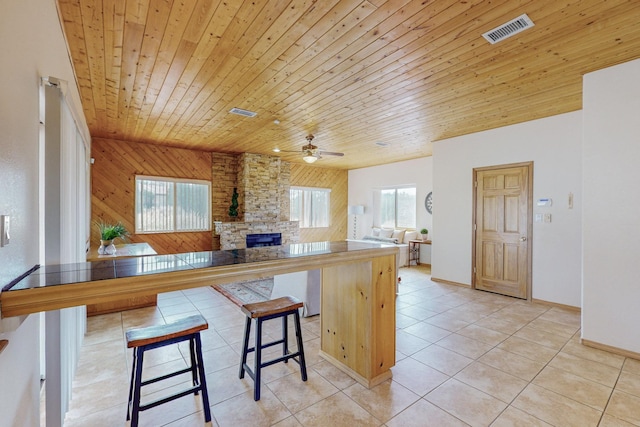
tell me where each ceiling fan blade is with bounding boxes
[317,150,344,157]
[275,134,344,160]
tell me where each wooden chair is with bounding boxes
[125,314,211,426]
[239,296,308,400]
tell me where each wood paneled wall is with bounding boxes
[91,138,348,254]
[290,164,348,243]
[91,138,213,255]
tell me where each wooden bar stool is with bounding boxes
[125,314,211,427]
[239,296,308,401]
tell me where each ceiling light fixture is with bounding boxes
[273,148,281,152]
[303,154,318,163]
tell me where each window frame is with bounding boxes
[290,186,331,229]
[135,175,211,234]
[378,185,417,229]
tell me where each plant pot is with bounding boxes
[421,233,428,241]
[98,239,116,255]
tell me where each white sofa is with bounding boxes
[349,228,419,268]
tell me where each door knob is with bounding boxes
[520,236,527,242]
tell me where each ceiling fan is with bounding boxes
[274,135,344,163]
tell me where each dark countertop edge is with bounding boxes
[2,265,40,292]
[2,241,396,292]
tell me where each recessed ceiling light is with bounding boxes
[273,148,281,152]
[375,142,389,147]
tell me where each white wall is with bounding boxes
[348,157,433,264]
[348,157,433,231]
[432,111,583,307]
[582,58,640,353]
[0,1,87,425]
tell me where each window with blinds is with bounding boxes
[290,187,331,228]
[379,186,416,229]
[135,176,211,233]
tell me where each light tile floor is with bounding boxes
[60,266,640,426]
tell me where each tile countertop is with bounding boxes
[2,240,400,389]
[85,242,158,262]
[1,240,396,293]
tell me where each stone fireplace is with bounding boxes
[213,153,299,249]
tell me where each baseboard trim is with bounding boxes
[531,298,581,312]
[430,277,470,288]
[581,338,640,360]
[430,280,583,314]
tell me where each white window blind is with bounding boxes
[378,186,416,229]
[135,176,211,233]
[290,187,331,228]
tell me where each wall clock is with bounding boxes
[425,191,433,214]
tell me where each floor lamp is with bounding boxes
[348,205,364,239]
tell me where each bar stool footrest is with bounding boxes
[138,385,203,412]
[245,337,286,354]
[140,366,197,388]
[242,351,303,379]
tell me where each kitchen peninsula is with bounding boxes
[1,241,398,388]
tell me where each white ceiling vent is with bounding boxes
[482,14,534,44]
[229,107,257,117]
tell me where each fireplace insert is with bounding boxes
[246,233,282,248]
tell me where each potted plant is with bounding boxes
[420,228,429,240]
[96,221,129,255]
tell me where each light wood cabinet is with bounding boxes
[320,255,396,387]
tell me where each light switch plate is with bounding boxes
[1,215,10,246]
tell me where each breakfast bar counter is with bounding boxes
[1,241,398,387]
[85,242,159,315]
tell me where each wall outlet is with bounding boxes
[1,215,10,246]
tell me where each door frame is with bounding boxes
[471,161,534,300]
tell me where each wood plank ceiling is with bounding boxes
[57,0,640,169]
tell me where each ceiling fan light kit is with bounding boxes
[275,134,345,164]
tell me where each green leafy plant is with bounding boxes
[96,221,130,242]
[228,187,239,218]
[420,228,429,234]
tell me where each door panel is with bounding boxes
[483,197,498,231]
[474,164,531,299]
[505,196,520,232]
